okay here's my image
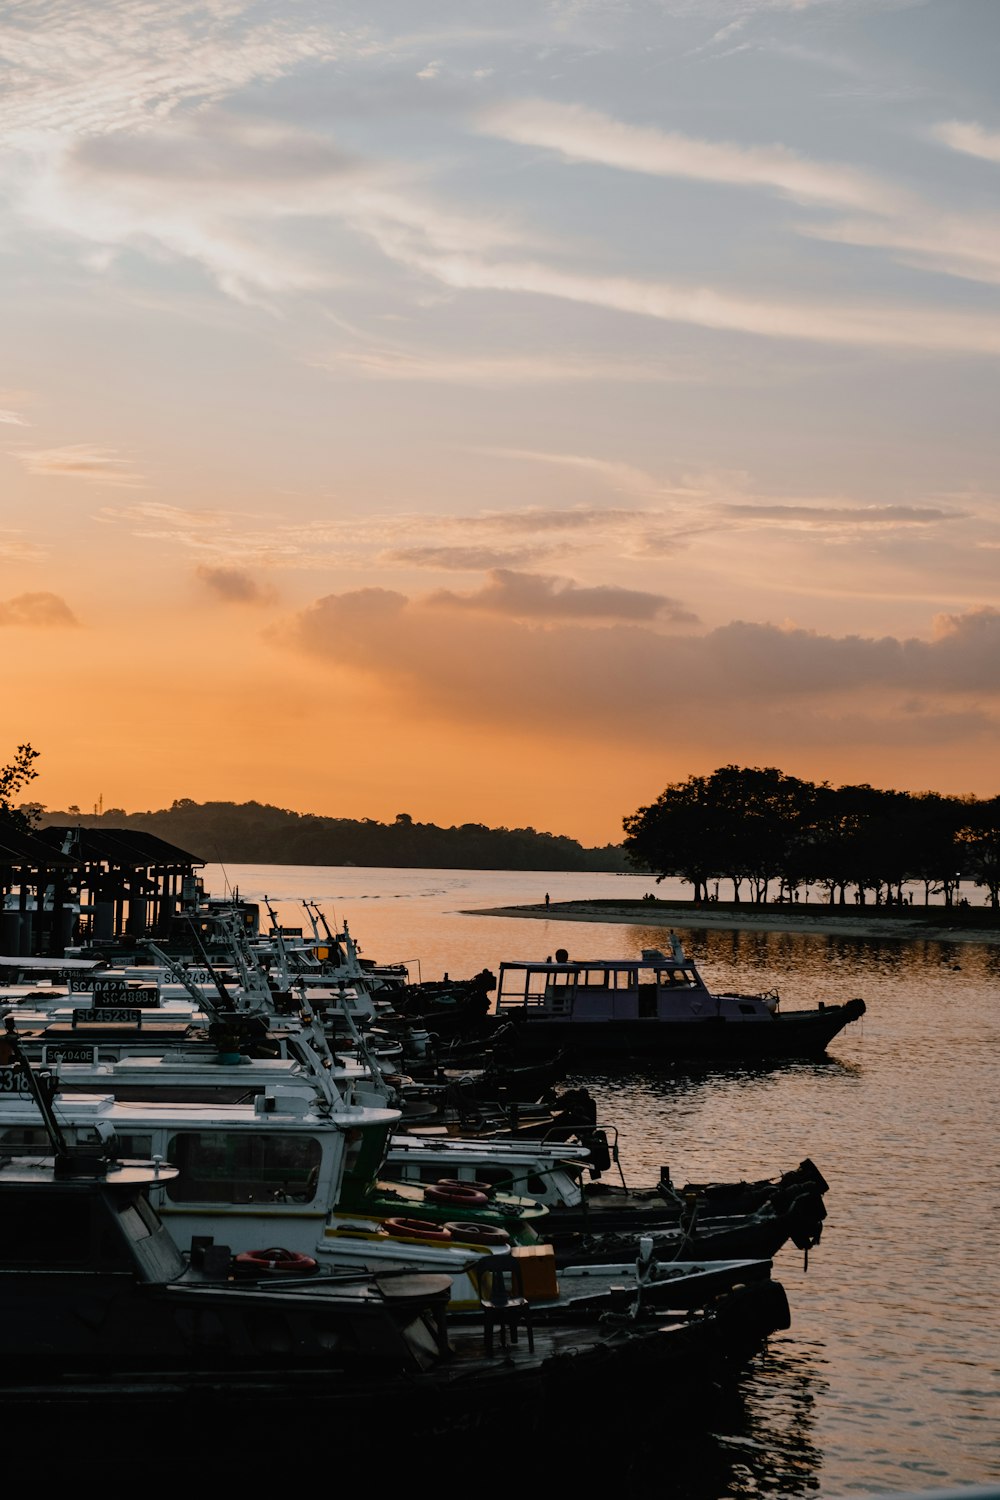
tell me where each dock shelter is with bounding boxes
[0,824,204,956]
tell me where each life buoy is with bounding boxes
[441,1221,510,1245]
[436,1178,494,1196]
[425,1183,489,1207]
[383,1217,454,1242]
[233,1247,318,1275]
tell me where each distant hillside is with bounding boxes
[37,800,630,872]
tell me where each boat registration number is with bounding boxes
[42,1045,97,1065]
[0,1067,31,1093]
[68,977,132,998]
[73,1007,142,1025]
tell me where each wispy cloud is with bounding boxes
[0,3,356,142]
[310,346,692,386]
[802,210,1000,288]
[384,249,1000,354]
[382,544,546,570]
[428,568,698,623]
[195,565,277,606]
[932,120,1000,166]
[719,502,960,528]
[0,592,79,628]
[0,533,47,563]
[477,98,906,213]
[18,444,144,488]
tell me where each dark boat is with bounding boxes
[493,939,866,1062]
[0,1137,791,1455]
[0,1016,792,1448]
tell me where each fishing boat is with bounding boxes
[384,1130,830,1262]
[0,943,832,1275]
[494,938,866,1061]
[0,1034,791,1457]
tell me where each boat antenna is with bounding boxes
[214,847,232,898]
[185,917,235,1011]
[3,1018,112,1178]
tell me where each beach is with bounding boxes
[468,898,1000,946]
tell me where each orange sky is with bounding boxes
[4,2,1000,846]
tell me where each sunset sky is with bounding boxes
[3,0,1000,845]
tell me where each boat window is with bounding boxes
[164,1131,322,1204]
[344,1121,393,1184]
[0,1126,51,1151]
[467,1166,514,1189]
[580,970,607,988]
[658,968,696,987]
[115,1133,154,1157]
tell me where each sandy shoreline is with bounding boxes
[466,900,1000,946]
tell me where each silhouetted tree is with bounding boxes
[0,744,41,835]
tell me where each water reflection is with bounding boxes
[544,1341,827,1496]
[206,865,1000,1494]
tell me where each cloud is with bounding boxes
[0,592,79,628]
[477,447,674,500]
[100,501,229,527]
[37,110,374,302]
[17,444,144,488]
[718,502,959,528]
[802,210,1000,288]
[477,98,904,213]
[0,534,46,563]
[427,568,697,622]
[456,504,650,533]
[311,347,691,386]
[383,545,545,570]
[932,121,1000,166]
[72,112,360,190]
[378,245,1000,355]
[277,590,1000,754]
[0,3,353,142]
[29,99,531,302]
[0,409,28,426]
[195,565,277,606]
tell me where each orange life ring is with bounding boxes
[425,1183,489,1207]
[234,1247,319,1275]
[442,1221,510,1245]
[383,1217,454,1242]
[436,1178,494,1196]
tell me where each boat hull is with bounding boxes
[505,999,865,1062]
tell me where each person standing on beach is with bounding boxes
[544,892,550,908]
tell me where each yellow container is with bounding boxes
[511,1244,559,1301]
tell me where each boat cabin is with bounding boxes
[494,947,779,1025]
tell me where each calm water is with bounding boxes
[207,864,1000,1496]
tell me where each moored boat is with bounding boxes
[0,1028,792,1456]
[494,938,866,1061]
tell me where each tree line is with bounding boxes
[623,765,1000,908]
[32,798,630,873]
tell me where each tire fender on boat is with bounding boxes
[383,1217,454,1242]
[425,1183,490,1207]
[441,1221,511,1245]
[234,1247,319,1275]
